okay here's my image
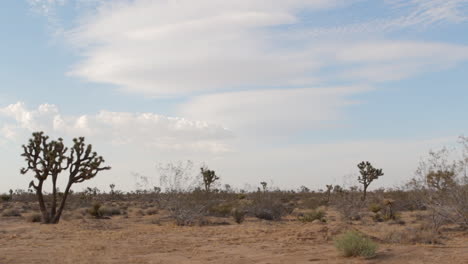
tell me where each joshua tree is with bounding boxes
[260,181,268,192]
[201,167,219,192]
[357,161,384,201]
[20,132,110,224]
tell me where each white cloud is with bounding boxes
[0,102,232,153]
[179,86,372,135]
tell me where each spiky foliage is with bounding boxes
[20,132,111,224]
[357,161,384,201]
[201,167,219,192]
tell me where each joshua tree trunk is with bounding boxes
[51,177,58,217]
[35,181,50,223]
[362,185,368,201]
[52,182,72,224]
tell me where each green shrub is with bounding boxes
[298,209,326,223]
[368,203,382,214]
[334,231,378,258]
[87,203,102,218]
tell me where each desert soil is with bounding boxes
[1,212,467,264]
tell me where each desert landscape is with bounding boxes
[2,1,468,263]
[1,176,467,264]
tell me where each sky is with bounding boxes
[1,0,468,193]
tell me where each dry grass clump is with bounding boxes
[384,226,441,245]
[334,231,378,258]
[298,209,326,223]
[99,206,122,216]
[25,213,42,223]
[145,207,159,215]
[2,208,21,217]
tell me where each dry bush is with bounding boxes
[208,202,236,217]
[163,191,211,226]
[248,191,290,221]
[332,191,365,221]
[2,208,21,217]
[231,208,246,224]
[145,207,159,215]
[383,226,441,244]
[98,206,121,217]
[25,213,42,223]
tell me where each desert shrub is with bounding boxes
[134,209,145,216]
[231,208,246,224]
[368,203,382,214]
[163,192,210,226]
[301,198,326,210]
[298,209,326,223]
[334,231,378,258]
[2,208,21,217]
[145,207,159,215]
[25,213,42,223]
[237,193,246,200]
[332,191,364,221]
[249,192,288,221]
[87,203,103,218]
[383,227,440,244]
[209,203,234,217]
[99,206,121,216]
[0,195,11,202]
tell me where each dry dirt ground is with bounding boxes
[1,210,467,264]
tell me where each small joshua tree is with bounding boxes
[201,167,219,192]
[20,132,111,224]
[357,161,384,201]
[109,184,116,195]
[325,184,333,203]
[260,181,268,192]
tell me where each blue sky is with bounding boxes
[1,0,468,192]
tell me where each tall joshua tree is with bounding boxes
[357,161,384,201]
[201,167,219,192]
[21,132,110,224]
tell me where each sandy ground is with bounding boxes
[0,212,467,264]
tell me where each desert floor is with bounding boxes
[1,210,467,264]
